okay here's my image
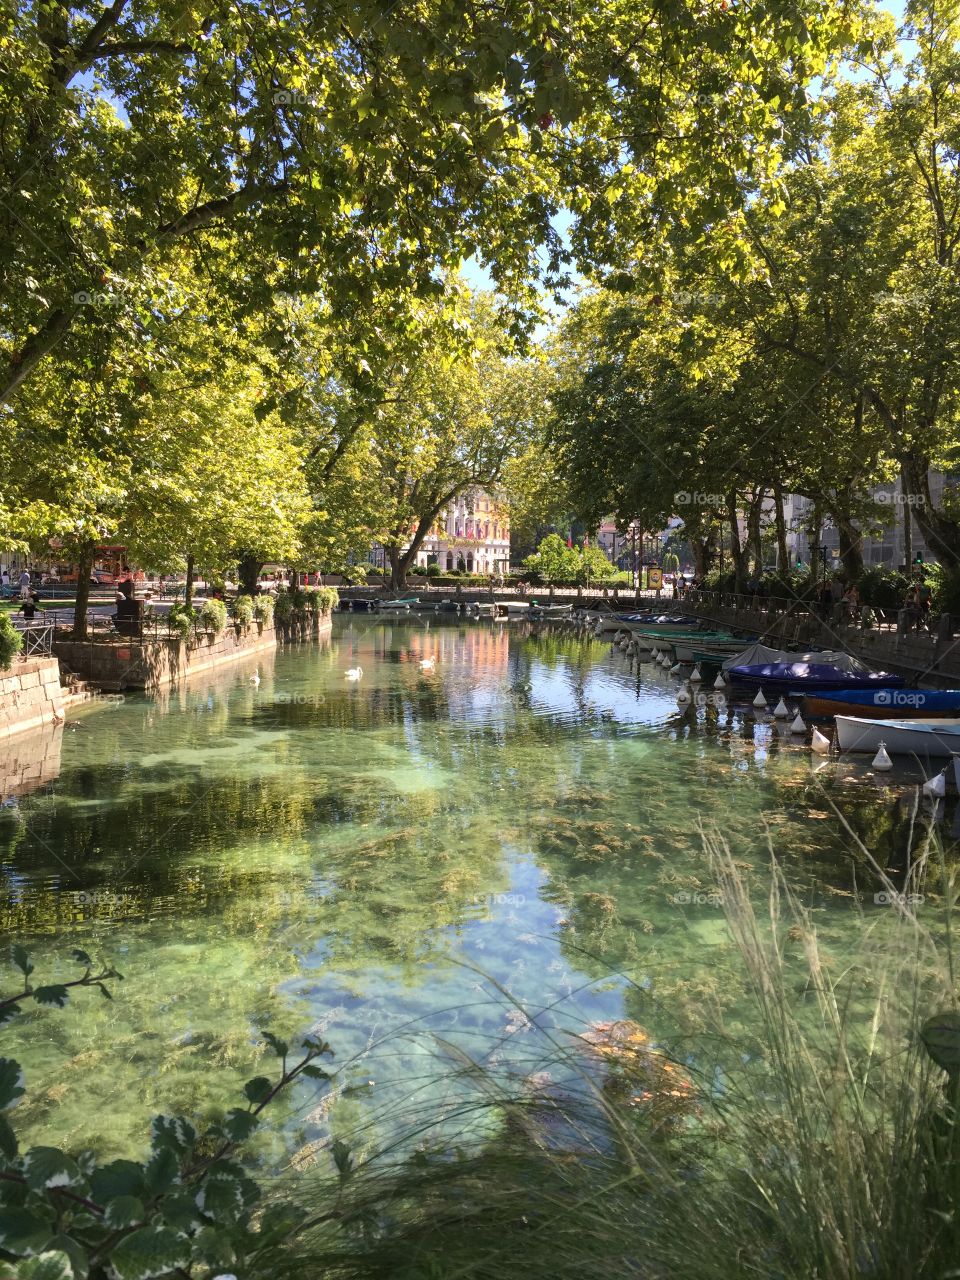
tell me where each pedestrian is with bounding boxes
[903,582,922,632]
[842,583,860,624]
[918,576,933,623]
[17,593,42,622]
[19,568,32,600]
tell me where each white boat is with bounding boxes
[529,603,574,619]
[835,715,960,757]
[467,602,497,617]
[379,598,416,611]
[503,600,531,616]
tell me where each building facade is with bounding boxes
[414,489,511,575]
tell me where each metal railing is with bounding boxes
[12,621,54,656]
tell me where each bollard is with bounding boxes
[938,612,952,643]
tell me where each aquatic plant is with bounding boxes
[0,945,339,1280]
[288,831,960,1280]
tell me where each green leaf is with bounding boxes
[45,1233,89,1280]
[24,1147,83,1191]
[32,986,70,1009]
[90,1159,147,1203]
[143,1145,179,1194]
[13,1250,74,1280]
[149,1115,196,1155]
[0,1114,18,1161]
[223,1108,259,1142]
[0,1206,55,1255]
[160,1191,206,1233]
[300,1065,331,1081]
[262,1031,289,1059]
[243,1076,273,1105]
[70,950,92,966]
[198,1175,245,1221]
[11,945,33,977]
[108,1226,191,1280]
[104,1195,144,1229]
[0,1002,22,1025]
[0,1058,25,1111]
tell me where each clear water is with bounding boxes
[0,619,945,1162]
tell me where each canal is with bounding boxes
[0,617,943,1161]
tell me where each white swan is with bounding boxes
[250,671,261,686]
[345,666,364,681]
[419,657,436,669]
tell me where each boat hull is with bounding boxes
[803,689,960,719]
[728,663,904,694]
[835,715,960,756]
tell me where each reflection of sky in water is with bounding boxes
[0,618,951,1159]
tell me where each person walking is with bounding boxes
[19,568,32,600]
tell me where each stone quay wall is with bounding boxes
[52,614,334,692]
[0,720,63,798]
[0,656,65,741]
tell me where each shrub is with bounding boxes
[857,565,910,610]
[231,594,255,628]
[290,587,308,612]
[425,563,443,578]
[274,590,294,623]
[315,587,339,616]
[253,594,275,626]
[199,597,228,635]
[0,614,23,670]
[166,603,194,640]
[924,563,960,617]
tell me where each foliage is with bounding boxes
[0,946,337,1280]
[0,616,23,671]
[857,566,912,611]
[198,600,227,637]
[925,563,960,618]
[312,589,339,618]
[230,596,255,630]
[523,534,618,584]
[425,563,444,579]
[252,596,275,627]
[165,605,194,642]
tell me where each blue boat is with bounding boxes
[727,662,905,694]
[800,687,960,719]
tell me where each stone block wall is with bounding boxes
[0,720,63,798]
[0,657,65,741]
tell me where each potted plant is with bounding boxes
[230,594,255,634]
[166,604,194,643]
[253,594,274,631]
[199,597,227,638]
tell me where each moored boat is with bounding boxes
[802,688,960,719]
[835,715,960,757]
[727,662,904,694]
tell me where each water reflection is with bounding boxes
[0,620,952,1158]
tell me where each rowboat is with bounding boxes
[503,601,531,616]
[802,688,960,719]
[529,603,574,618]
[379,597,418,611]
[835,715,960,757]
[467,602,497,617]
[720,643,871,674]
[727,662,904,694]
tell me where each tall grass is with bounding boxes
[285,821,960,1280]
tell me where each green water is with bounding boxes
[0,619,946,1162]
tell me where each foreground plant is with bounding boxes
[0,947,337,1280]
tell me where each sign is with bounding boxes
[646,567,663,590]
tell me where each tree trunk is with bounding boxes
[832,511,864,583]
[726,491,748,593]
[808,502,823,586]
[237,552,261,596]
[184,553,195,609]
[902,452,960,562]
[747,486,765,574]
[70,543,96,640]
[772,480,789,571]
[387,546,406,592]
